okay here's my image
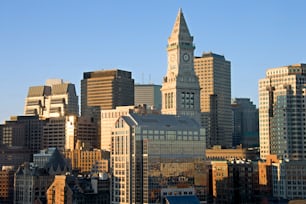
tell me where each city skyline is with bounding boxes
[1,1,306,123]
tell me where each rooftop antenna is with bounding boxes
[142,72,144,84]
[149,74,152,84]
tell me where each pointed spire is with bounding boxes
[170,8,192,39]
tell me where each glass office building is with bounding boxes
[111,113,207,203]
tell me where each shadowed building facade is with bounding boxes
[134,84,162,111]
[231,98,259,148]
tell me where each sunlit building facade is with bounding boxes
[259,64,306,160]
[24,78,79,118]
[101,106,135,151]
[161,9,201,123]
[64,142,109,173]
[194,52,232,148]
[111,113,207,203]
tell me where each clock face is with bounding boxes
[182,53,190,62]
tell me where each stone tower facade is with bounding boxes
[161,9,200,123]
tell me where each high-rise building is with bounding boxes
[111,113,207,203]
[24,78,79,118]
[134,84,162,111]
[100,106,135,151]
[231,98,259,148]
[258,64,306,160]
[161,9,200,123]
[81,69,134,116]
[81,69,134,150]
[194,52,232,148]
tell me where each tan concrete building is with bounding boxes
[65,142,109,173]
[257,154,279,195]
[100,106,135,151]
[24,78,79,118]
[194,52,232,148]
[211,161,228,198]
[161,9,200,123]
[258,64,306,160]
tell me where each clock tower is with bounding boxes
[161,9,200,123]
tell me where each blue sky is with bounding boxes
[0,1,306,123]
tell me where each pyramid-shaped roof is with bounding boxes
[169,8,192,41]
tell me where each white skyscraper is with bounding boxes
[259,64,306,160]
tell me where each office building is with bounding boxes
[0,145,32,168]
[101,106,135,151]
[64,141,110,173]
[81,69,134,116]
[161,9,201,123]
[0,116,47,154]
[134,84,162,111]
[111,113,207,203]
[43,115,98,152]
[272,160,306,200]
[231,98,259,147]
[258,64,306,160]
[194,52,232,148]
[24,78,79,118]
[81,69,134,150]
